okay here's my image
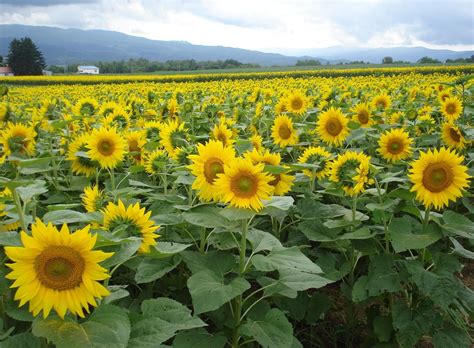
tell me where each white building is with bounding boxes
[0,67,14,76]
[77,65,99,74]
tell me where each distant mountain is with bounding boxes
[288,46,473,63]
[0,24,329,66]
[0,25,471,66]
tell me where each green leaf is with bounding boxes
[450,237,474,259]
[278,268,331,291]
[173,329,227,348]
[152,242,192,258]
[389,216,442,252]
[240,308,293,348]
[42,210,91,224]
[338,227,375,240]
[187,269,250,314]
[392,299,434,348]
[129,298,206,347]
[17,157,52,175]
[32,305,130,348]
[432,322,470,348]
[0,333,42,348]
[182,205,229,228]
[247,228,282,254]
[101,239,142,268]
[15,180,48,202]
[262,196,294,211]
[305,293,333,324]
[219,206,255,220]
[252,246,322,274]
[135,255,182,283]
[373,315,393,343]
[441,211,474,239]
[181,250,236,275]
[366,254,401,297]
[0,231,21,246]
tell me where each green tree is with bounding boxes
[418,56,441,64]
[7,37,46,75]
[382,56,393,64]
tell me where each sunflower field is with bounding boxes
[0,67,473,347]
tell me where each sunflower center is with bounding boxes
[449,128,461,142]
[422,163,453,193]
[231,174,258,198]
[291,97,303,111]
[445,103,456,114]
[278,124,292,140]
[80,102,95,115]
[357,111,369,124]
[217,132,228,144]
[129,140,139,152]
[203,158,224,184]
[388,139,404,154]
[326,118,343,136]
[35,246,85,290]
[98,139,115,156]
[376,100,387,109]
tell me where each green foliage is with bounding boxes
[7,37,46,75]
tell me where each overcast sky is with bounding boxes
[0,0,473,54]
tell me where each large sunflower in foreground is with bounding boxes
[298,146,332,179]
[67,134,98,177]
[188,140,236,201]
[409,147,470,210]
[316,107,349,146]
[87,127,127,169]
[441,122,466,149]
[1,122,37,157]
[4,220,112,318]
[330,151,372,196]
[214,158,273,211]
[271,115,298,148]
[378,128,413,163]
[102,200,160,253]
[440,96,462,122]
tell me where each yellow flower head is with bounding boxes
[409,147,470,209]
[316,107,349,147]
[372,93,392,110]
[330,151,372,196]
[82,185,106,213]
[441,96,462,122]
[144,149,168,175]
[211,123,235,147]
[378,128,413,163]
[214,158,274,211]
[286,91,309,115]
[298,146,332,179]
[102,200,160,253]
[441,122,466,150]
[67,134,98,177]
[1,122,37,157]
[87,127,127,169]
[160,118,188,157]
[4,220,112,319]
[188,140,236,202]
[271,115,298,148]
[351,103,373,127]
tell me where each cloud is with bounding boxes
[1,0,98,6]
[0,0,472,52]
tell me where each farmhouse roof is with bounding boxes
[0,67,14,73]
[78,65,99,69]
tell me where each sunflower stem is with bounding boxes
[12,188,28,233]
[422,206,431,232]
[109,167,115,191]
[199,227,206,254]
[232,218,249,347]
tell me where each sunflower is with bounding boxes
[440,96,462,122]
[144,120,163,140]
[275,97,288,114]
[82,185,106,213]
[250,133,263,152]
[126,130,146,164]
[298,146,332,179]
[87,127,127,169]
[437,89,452,104]
[211,123,235,147]
[378,128,413,163]
[442,122,466,149]
[214,158,273,211]
[316,107,349,146]
[271,115,298,148]
[160,119,188,158]
[286,91,309,115]
[72,97,99,117]
[409,147,470,209]
[104,107,131,129]
[352,103,373,127]
[99,101,121,117]
[244,148,294,196]
[4,219,112,318]
[0,188,20,232]
[0,103,10,122]
[372,94,392,110]
[1,122,37,157]
[330,151,372,196]
[144,149,168,175]
[102,200,160,253]
[188,140,236,202]
[67,134,98,177]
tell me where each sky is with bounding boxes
[0,0,473,54]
